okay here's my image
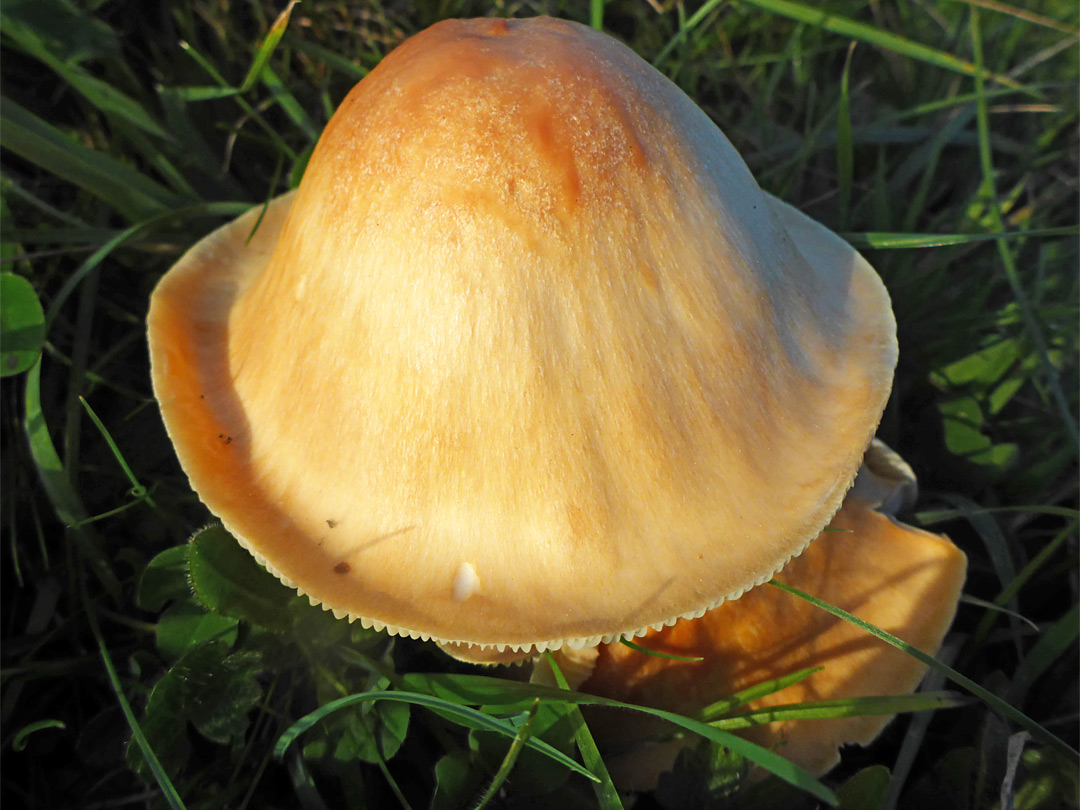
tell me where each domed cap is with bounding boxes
[147,16,897,658]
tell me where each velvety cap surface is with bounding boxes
[148,16,897,655]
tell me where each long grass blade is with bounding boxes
[474,699,543,810]
[1,100,180,220]
[711,692,963,730]
[545,653,623,810]
[78,396,156,509]
[23,359,119,596]
[653,0,728,67]
[736,0,1022,89]
[274,691,600,783]
[239,0,299,93]
[845,226,1079,249]
[766,581,1079,762]
[82,584,187,810]
[698,667,823,721]
[1,12,171,140]
[967,4,1079,447]
[837,42,856,230]
[1010,602,1080,700]
[401,672,838,805]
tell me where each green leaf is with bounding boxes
[938,396,1018,471]
[932,338,1022,388]
[155,599,238,661]
[432,750,484,810]
[137,545,191,612]
[130,640,262,778]
[655,741,748,809]
[837,765,890,810]
[0,272,46,376]
[187,524,294,631]
[190,650,264,744]
[326,677,410,766]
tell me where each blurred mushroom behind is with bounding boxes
[148,17,897,659]
[537,441,967,788]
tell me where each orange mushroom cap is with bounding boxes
[148,17,897,658]
[541,442,967,787]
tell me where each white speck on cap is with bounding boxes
[453,562,480,601]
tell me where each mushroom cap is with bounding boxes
[549,447,967,786]
[147,17,897,656]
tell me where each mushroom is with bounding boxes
[147,17,897,661]
[535,440,967,787]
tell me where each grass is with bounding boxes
[1,0,1077,808]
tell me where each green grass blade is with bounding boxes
[837,42,855,230]
[967,4,1079,447]
[0,100,181,221]
[736,0,1022,89]
[1,12,171,140]
[261,67,319,142]
[936,493,1015,593]
[83,586,187,810]
[590,0,604,31]
[402,672,838,805]
[766,581,1079,762]
[23,358,119,596]
[285,748,333,810]
[273,691,600,783]
[545,653,623,810]
[179,40,298,162]
[618,637,703,661]
[844,226,1079,249]
[969,521,1076,652]
[287,39,371,80]
[474,699,542,810]
[699,667,823,721]
[239,0,298,93]
[42,201,250,330]
[916,505,1080,522]
[78,396,156,509]
[653,0,728,67]
[1010,602,1080,700]
[12,719,67,751]
[711,692,963,730]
